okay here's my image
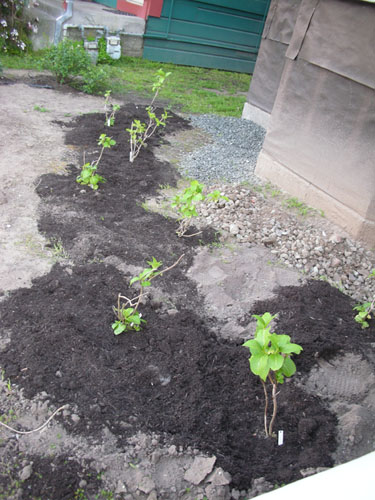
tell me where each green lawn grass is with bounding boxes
[0,52,251,117]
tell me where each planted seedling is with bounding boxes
[171,180,228,237]
[243,312,302,438]
[76,134,116,190]
[126,69,171,163]
[112,255,184,334]
[353,269,375,329]
[104,90,120,127]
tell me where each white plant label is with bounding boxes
[278,430,284,446]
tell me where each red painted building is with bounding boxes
[93,0,163,19]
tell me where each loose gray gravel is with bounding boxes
[179,115,266,184]
[178,115,375,305]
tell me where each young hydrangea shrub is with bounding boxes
[243,312,303,437]
[112,255,184,335]
[171,180,228,237]
[76,134,115,190]
[126,69,171,163]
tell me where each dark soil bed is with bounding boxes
[0,103,374,497]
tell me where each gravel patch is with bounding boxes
[179,115,266,184]
[196,184,375,304]
[177,115,375,304]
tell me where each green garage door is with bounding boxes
[143,0,271,73]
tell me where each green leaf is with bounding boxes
[280,343,303,354]
[273,334,290,346]
[112,322,126,335]
[242,338,263,355]
[268,353,284,371]
[250,354,269,381]
[255,327,270,348]
[147,257,162,270]
[253,312,276,329]
[281,356,296,377]
[275,371,285,384]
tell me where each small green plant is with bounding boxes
[49,238,69,260]
[112,255,183,334]
[171,180,228,237]
[104,90,120,127]
[243,312,303,438]
[263,182,281,199]
[76,163,106,191]
[284,197,312,216]
[34,105,49,113]
[74,488,88,500]
[98,490,114,500]
[126,68,171,163]
[353,269,375,329]
[76,134,116,190]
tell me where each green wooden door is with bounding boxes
[143,0,270,73]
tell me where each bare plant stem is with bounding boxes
[261,379,269,438]
[261,374,279,438]
[268,373,278,437]
[176,218,202,238]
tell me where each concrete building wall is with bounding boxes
[243,0,375,247]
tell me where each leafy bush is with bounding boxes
[80,65,109,94]
[41,39,92,84]
[0,0,38,54]
[41,38,109,94]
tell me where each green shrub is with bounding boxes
[97,36,115,65]
[81,65,109,94]
[41,39,92,84]
[41,38,109,94]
